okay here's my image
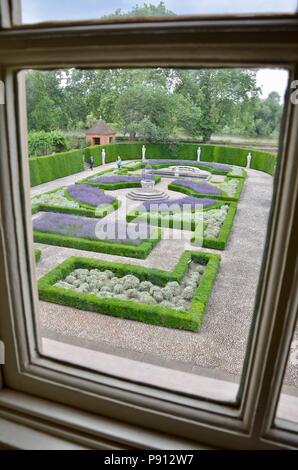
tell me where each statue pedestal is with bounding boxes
[141,180,155,192]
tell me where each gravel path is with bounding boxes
[33,164,296,388]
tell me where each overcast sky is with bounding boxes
[22,1,291,100]
[22,0,298,22]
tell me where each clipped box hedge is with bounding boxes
[33,227,161,259]
[38,250,221,331]
[30,149,84,187]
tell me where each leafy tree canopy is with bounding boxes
[26,67,283,143]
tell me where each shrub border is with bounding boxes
[33,227,162,259]
[38,250,221,331]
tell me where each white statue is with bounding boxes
[142,145,146,161]
[246,152,252,169]
[197,147,201,162]
[101,148,106,166]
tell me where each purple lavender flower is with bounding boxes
[139,196,215,212]
[67,184,116,207]
[33,212,155,245]
[144,159,230,171]
[172,179,222,195]
[89,175,142,184]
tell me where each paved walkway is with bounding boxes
[32,163,298,388]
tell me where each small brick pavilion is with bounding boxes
[85,119,116,146]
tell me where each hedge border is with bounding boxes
[33,227,162,259]
[29,143,275,189]
[84,142,276,175]
[127,201,237,250]
[32,186,120,218]
[38,250,221,331]
[168,177,244,202]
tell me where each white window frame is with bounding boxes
[0,3,297,449]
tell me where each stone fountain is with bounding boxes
[127,164,169,201]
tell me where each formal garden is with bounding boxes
[31,141,276,334]
[24,61,290,382]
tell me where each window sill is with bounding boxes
[42,338,239,403]
[0,388,203,450]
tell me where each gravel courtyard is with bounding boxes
[33,164,296,389]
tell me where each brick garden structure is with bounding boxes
[85,119,116,146]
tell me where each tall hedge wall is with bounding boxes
[29,142,277,187]
[84,142,277,175]
[30,149,84,187]
[249,149,277,175]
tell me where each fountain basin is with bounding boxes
[141,180,155,192]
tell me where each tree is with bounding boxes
[28,130,69,156]
[26,70,67,131]
[252,92,282,137]
[102,1,175,19]
[26,66,283,142]
[116,83,174,141]
[175,69,259,141]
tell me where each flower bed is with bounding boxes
[190,203,237,250]
[91,175,142,183]
[145,159,232,174]
[67,184,116,207]
[32,186,119,218]
[38,250,221,331]
[143,159,230,173]
[138,195,217,212]
[32,188,80,209]
[229,166,247,178]
[169,177,244,202]
[127,200,237,250]
[78,173,161,190]
[171,179,222,196]
[33,212,161,258]
[216,178,240,197]
[141,159,247,178]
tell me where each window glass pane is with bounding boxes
[28,66,288,401]
[21,0,298,24]
[276,318,298,426]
